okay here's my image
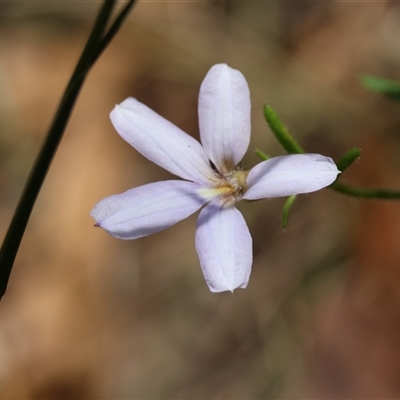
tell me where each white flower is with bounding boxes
[91,64,339,293]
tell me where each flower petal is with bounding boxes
[195,204,252,293]
[198,64,251,173]
[91,180,207,239]
[110,98,216,184]
[243,154,340,200]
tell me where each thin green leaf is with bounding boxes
[255,149,269,161]
[281,195,297,229]
[335,147,360,172]
[361,75,400,101]
[263,105,304,154]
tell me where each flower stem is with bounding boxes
[0,0,136,300]
[92,0,137,65]
[330,181,400,199]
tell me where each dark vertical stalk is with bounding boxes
[0,0,136,300]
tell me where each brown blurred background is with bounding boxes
[1,1,400,398]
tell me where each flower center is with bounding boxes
[224,170,248,195]
[198,169,249,208]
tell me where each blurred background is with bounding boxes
[1,1,400,398]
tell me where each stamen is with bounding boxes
[198,168,250,208]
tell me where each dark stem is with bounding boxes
[0,0,132,300]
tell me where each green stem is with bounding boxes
[0,0,135,300]
[330,181,400,199]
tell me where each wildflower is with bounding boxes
[91,64,339,292]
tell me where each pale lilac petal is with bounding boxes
[110,98,216,184]
[195,204,252,293]
[243,154,340,200]
[91,181,207,239]
[198,64,251,173]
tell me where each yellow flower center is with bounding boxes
[198,170,249,208]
